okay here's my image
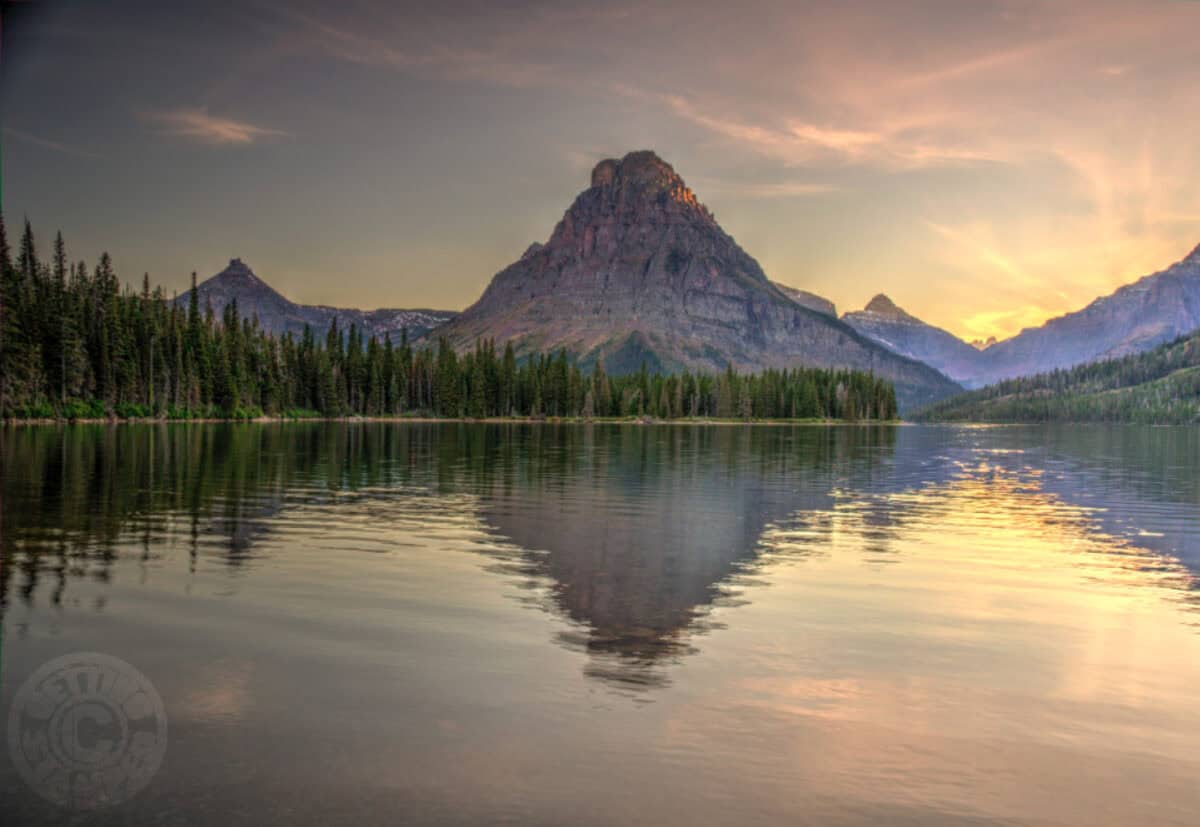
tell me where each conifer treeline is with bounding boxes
[914,330,1200,424]
[0,217,897,421]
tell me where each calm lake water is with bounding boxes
[1,422,1199,825]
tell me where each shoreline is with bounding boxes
[1,415,905,427]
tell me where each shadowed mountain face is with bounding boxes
[843,294,985,385]
[971,243,1200,384]
[181,259,456,341]
[435,150,960,412]
[773,282,837,317]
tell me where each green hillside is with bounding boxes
[912,332,1200,424]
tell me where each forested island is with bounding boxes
[915,331,1200,424]
[0,218,898,423]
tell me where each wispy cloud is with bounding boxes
[660,93,995,170]
[2,126,100,159]
[694,177,838,199]
[146,108,287,146]
[265,4,560,90]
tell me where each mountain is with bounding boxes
[913,330,1200,424]
[972,243,1200,385]
[842,294,983,384]
[773,282,837,317]
[434,150,960,412]
[183,259,456,341]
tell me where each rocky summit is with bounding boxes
[436,150,960,411]
[842,294,984,385]
[183,259,456,342]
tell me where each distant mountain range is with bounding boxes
[432,150,960,412]
[183,258,456,342]
[187,153,1200,413]
[838,243,1200,388]
[913,329,1200,424]
[841,294,984,384]
[971,243,1200,384]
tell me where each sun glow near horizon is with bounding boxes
[3,0,1199,343]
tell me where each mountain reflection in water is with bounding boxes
[3,423,1197,689]
[2,422,1199,826]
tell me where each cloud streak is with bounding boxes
[147,108,287,146]
[2,126,100,159]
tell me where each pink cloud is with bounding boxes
[147,108,287,146]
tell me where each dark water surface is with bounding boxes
[1,422,1199,825]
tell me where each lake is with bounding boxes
[1,422,1199,825]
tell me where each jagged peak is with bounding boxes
[586,150,707,214]
[1184,241,1200,265]
[215,258,259,280]
[590,150,677,188]
[210,256,268,285]
[864,293,902,315]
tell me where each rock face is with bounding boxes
[773,282,837,317]
[183,259,456,342]
[972,243,1200,384]
[436,150,960,411]
[842,294,984,385]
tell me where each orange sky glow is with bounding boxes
[3,0,1199,342]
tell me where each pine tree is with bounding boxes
[0,213,901,422]
[469,348,487,418]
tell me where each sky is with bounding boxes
[2,0,1199,342]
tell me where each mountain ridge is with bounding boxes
[914,330,1200,424]
[181,258,456,342]
[842,294,984,384]
[842,242,1200,388]
[971,244,1200,384]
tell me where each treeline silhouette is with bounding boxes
[915,331,1200,423]
[0,216,897,421]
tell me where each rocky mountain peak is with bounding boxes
[590,150,676,188]
[528,149,728,277]
[1184,242,1200,265]
[585,150,708,216]
[842,293,982,384]
[213,258,265,287]
[863,294,913,320]
[184,262,456,341]
[436,150,961,411]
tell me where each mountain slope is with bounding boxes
[842,294,983,384]
[183,259,456,341]
[973,244,1200,384]
[913,331,1200,424]
[773,282,837,317]
[435,150,960,412]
